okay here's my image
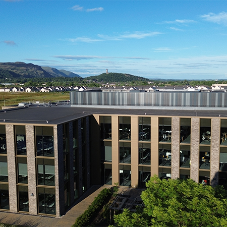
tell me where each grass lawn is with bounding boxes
[0,92,70,109]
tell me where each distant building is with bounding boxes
[106,69,109,74]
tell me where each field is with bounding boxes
[0,92,70,109]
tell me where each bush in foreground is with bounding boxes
[73,188,112,227]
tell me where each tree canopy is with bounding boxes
[113,176,227,227]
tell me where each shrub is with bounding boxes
[73,188,112,227]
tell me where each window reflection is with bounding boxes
[180,145,190,168]
[104,163,112,185]
[139,143,150,165]
[139,166,150,188]
[119,142,131,164]
[139,117,151,141]
[36,126,54,157]
[119,117,131,140]
[159,118,171,142]
[159,144,171,166]
[199,146,210,170]
[180,118,191,144]
[0,184,9,210]
[119,165,131,186]
[220,119,227,145]
[0,125,6,154]
[15,126,26,155]
[220,147,227,171]
[18,186,29,212]
[17,157,28,184]
[100,116,112,140]
[159,167,171,180]
[200,119,211,145]
[38,187,55,215]
[0,156,8,182]
[37,159,55,186]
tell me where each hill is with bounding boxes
[86,73,149,83]
[0,62,53,79]
[0,62,80,80]
[41,67,80,78]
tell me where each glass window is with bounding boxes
[104,163,112,185]
[220,119,227,145]
[180,118,191,144]
[73,120,78,149]
[18,186,29,212]
[218,172,227,189]
[119,142,131,164]
[101,141,112,162]
[139,117,151,141]
[139,166,150,188]
[0,156,8,182]
[0,125,6,154]
[119,165,131,186]
[139,143,151,165]
[159,167,171,180]
[38,187,55,215]
[15,125,26,155]
[100,116,112,140]
[159,118,171,142]
[200,119,211,145]
[36,126,54,157]
[119,117,131,140]
[199,171,210,185]
[180,145,190,168]
[220,147,227,171]
[0,184,9,210]
[159,144,171,166]
[180,169,190,180]
[37,159,55,186]
[199,146,210,170]
[17,157,28,184]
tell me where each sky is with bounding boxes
[1,0,227,80]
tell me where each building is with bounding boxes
[0,91,227,216]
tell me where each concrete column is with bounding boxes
[112,115,119,185]
[171,117,180,179]
[150,116,159,177]
[55,124,64,217]
[6,124,17,212]
[131,116,138,188]
[211,118,220,186]
[26,125,37,215]
[190,118,200,182]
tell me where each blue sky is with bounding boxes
[1,0,227,80]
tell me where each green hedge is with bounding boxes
[72,188,113,227]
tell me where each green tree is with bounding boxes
[113,176,227,227]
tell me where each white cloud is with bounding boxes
[71,5,83,11]
[86,7,103,12]
[67,37,103,43]
[53,55,149,61]
[201,12,227,25]
[98,31,161,40]
[65,31,161,44]
[153,47,172,52]
[163,19,195,24]
[169,27,183,31]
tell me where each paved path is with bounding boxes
[0,185,112,227]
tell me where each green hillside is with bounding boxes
[86,73,149,83]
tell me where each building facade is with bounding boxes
[1,91,227,216]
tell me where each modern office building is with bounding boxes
[1,91,227,216]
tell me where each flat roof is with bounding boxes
[0,105,227,125]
